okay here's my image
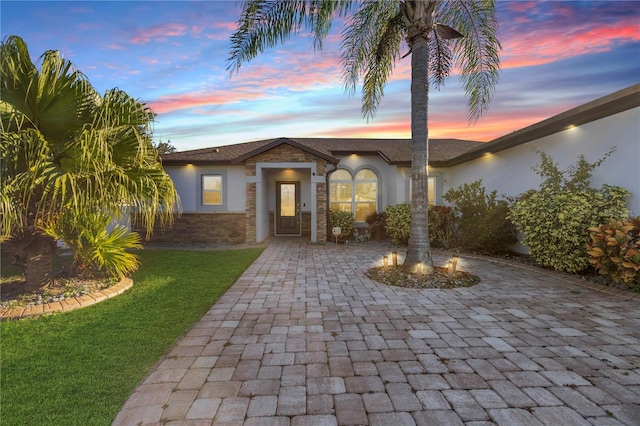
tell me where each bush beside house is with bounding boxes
[588,216,640,291]
[383,181,516,254]
[508,151,630,273]
[328,210,355,243]
[443,180,517,254]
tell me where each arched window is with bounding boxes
[329,168,378,222]
[329,169,353,213]
[354,169,377,221]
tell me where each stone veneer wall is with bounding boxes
[134,213,246,244]
[245,144,329,243]
[316,182,327,243]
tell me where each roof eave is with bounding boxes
[444,83,640,167]
[330,150,393,164]
[161,159,235,166]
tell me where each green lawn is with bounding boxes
[0,248,263,425]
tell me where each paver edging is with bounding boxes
[0,277,133,321]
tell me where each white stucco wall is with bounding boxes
[165,165,246,212]
[448,107,640,216]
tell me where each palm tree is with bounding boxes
[1,36,178,291]
[228,0,501,272]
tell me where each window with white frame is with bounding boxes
[409,176,437,205]
[329,169,353,213]
[354,169,377,221]
[329,168,378,222]
[202,175,222,205]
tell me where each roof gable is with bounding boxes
[234,137,338,163]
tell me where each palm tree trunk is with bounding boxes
[19,234,56,292]
[404,32,434,274]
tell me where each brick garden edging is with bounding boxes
[0,277,133,321]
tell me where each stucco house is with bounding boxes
[153,83,639,245]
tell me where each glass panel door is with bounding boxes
[276,182,300,235]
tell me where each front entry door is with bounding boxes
[276,182,300,235]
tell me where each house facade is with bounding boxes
[157,137,480,244]
[154,83,640,245]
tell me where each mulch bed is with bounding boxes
[0,277,115,310]
[366,265,481,289]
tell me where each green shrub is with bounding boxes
[444,180,517,254]
[587,216,640,290]
[328,209,355,242]
[43,213,141,279]
[508,150,630,273]
[365,211,387,240]
[428,205,456,248]
[385,203,411,245]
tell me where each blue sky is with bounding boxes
[2,1,639,151]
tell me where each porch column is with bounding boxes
[312,174,327,243]
[245,162,258,243]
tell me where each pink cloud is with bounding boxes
[232,55,343,92]
[504,2,538,13]
[318,121,410,139]
[501,18,639,69]
[138,56,166,65]
[149,90,267,114]
[130,22,189,44]
[316,107,570,143]
[214,21,237,32]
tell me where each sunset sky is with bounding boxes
[2,1,639,151]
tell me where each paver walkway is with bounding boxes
[114,239,640,426]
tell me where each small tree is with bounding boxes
[154,139,177,155]
[508,150,630,273]
[1,36,178,290]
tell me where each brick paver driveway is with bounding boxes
[114,239,640,425]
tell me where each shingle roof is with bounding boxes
[161,137,484,166]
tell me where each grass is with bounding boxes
[0,248,262,425]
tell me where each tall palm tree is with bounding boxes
[1,36,178,291]
[228,0,501,272]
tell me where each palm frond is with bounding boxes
[35,49,93,140]
[228,0,355,75]
[340,0,404,119]
[428,30,454,89]
[437,0,501,122]
[228,0,312,75]
[307,0,355,49]
[1,36,94,142]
